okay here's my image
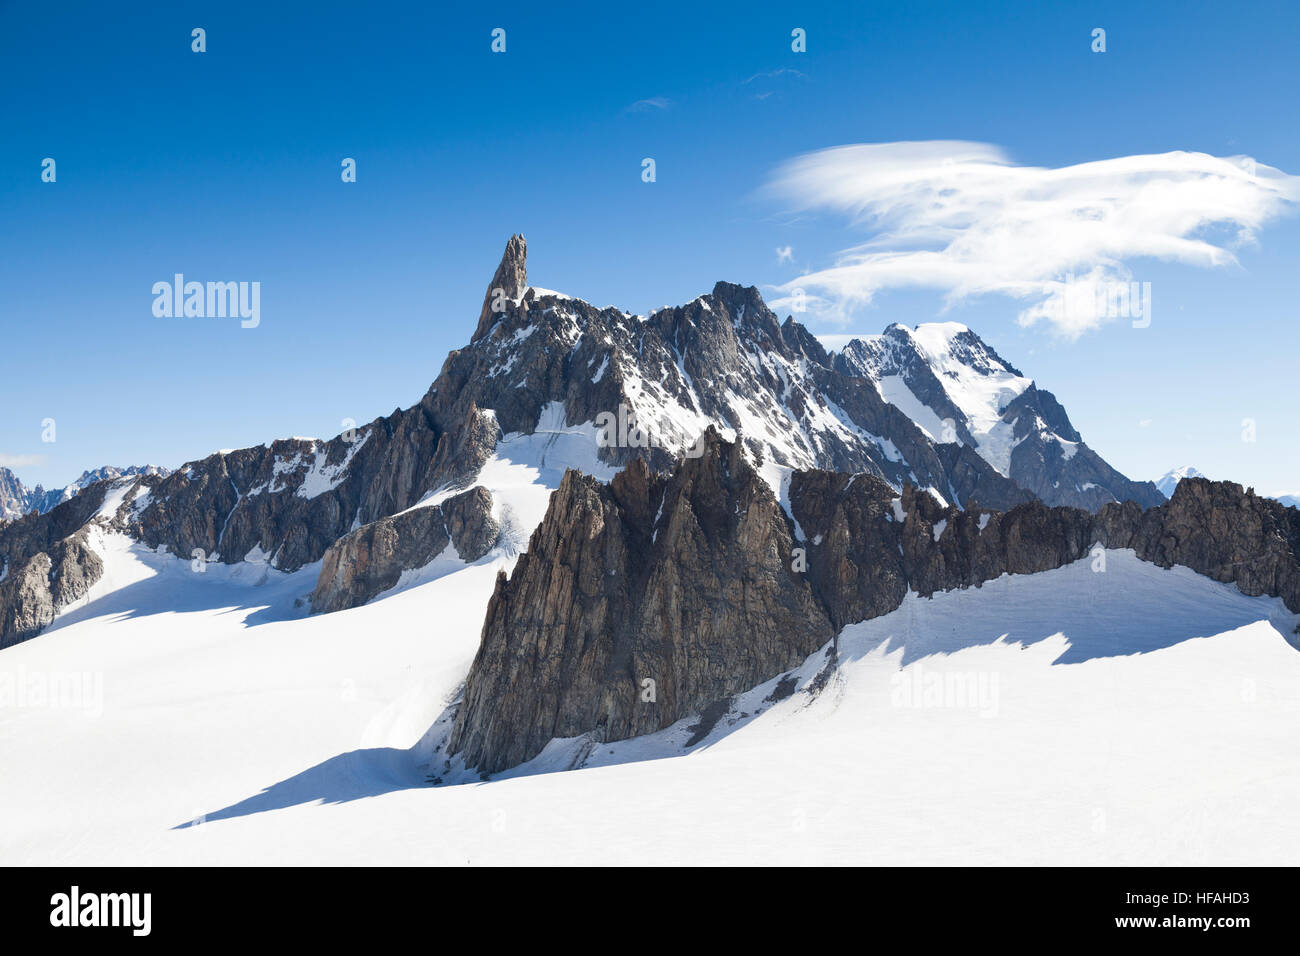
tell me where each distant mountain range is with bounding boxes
[1156,466,1205,499]
[0,465,170,522]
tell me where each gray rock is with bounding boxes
[441,486,499,561]
[473,234,527,343]
[310,486,498,614]
[448,430,833,775]
[0,484,117,648]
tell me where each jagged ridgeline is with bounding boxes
[1,234,1166,647]
[449,430,1300,775]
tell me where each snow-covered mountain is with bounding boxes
[0,236,1182,648]
[1156,465,1205,499]
[835,323,1163,511]
[0,468,27,522]
[2,235,1299,866]
[441,237,1161,514]
[0,464,171,521]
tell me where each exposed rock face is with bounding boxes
[0,483,123,648]
[448,431,833,775]
[473,234,528,342]
[0,464,170,519]
[441,486,499,561]
[1099,478,1300,613]
[0,534,103,646]
[0,467,28,523]
[310,486,499,614]
[448,442,1300,775]
[126,402,498,575]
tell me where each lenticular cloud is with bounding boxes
[765,141,1300,337]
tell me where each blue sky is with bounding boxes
[2,0,1297,494]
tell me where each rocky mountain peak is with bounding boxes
[0,464,173,521]
[830,319,1159,510]
[473,233,528,342]
[0,468,27,523]
[0,236,1166,649]
[435,239,1158,513]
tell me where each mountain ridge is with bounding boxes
[446,431,1300,775]
[0,464,171,522]
[0,236,1176,646]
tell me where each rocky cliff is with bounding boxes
[0,481,131,649]
[310,486,499,614]
[448,436,1300,775]
[448,430,832,774]
[0,467,29,523]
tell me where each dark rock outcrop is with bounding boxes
[310,486,499,614]
[441,486,499,561]
[1099,477,1300,612]
[0,467,29,523]
[448,431,834,775]
[448,441,1300,775]
[0,464,170,520]
[0,481,130,648]
[127,403,496,575]
[473,234,528,342]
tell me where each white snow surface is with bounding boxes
[877,374,951,442]
[3,536,1299,865]
[906,323,1029,475]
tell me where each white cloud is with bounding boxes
[763,141,1300,337]
[776,245,793,263]
[626,97,670,113]
[744,68,807,84]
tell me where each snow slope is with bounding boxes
[2,542,1298,866]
